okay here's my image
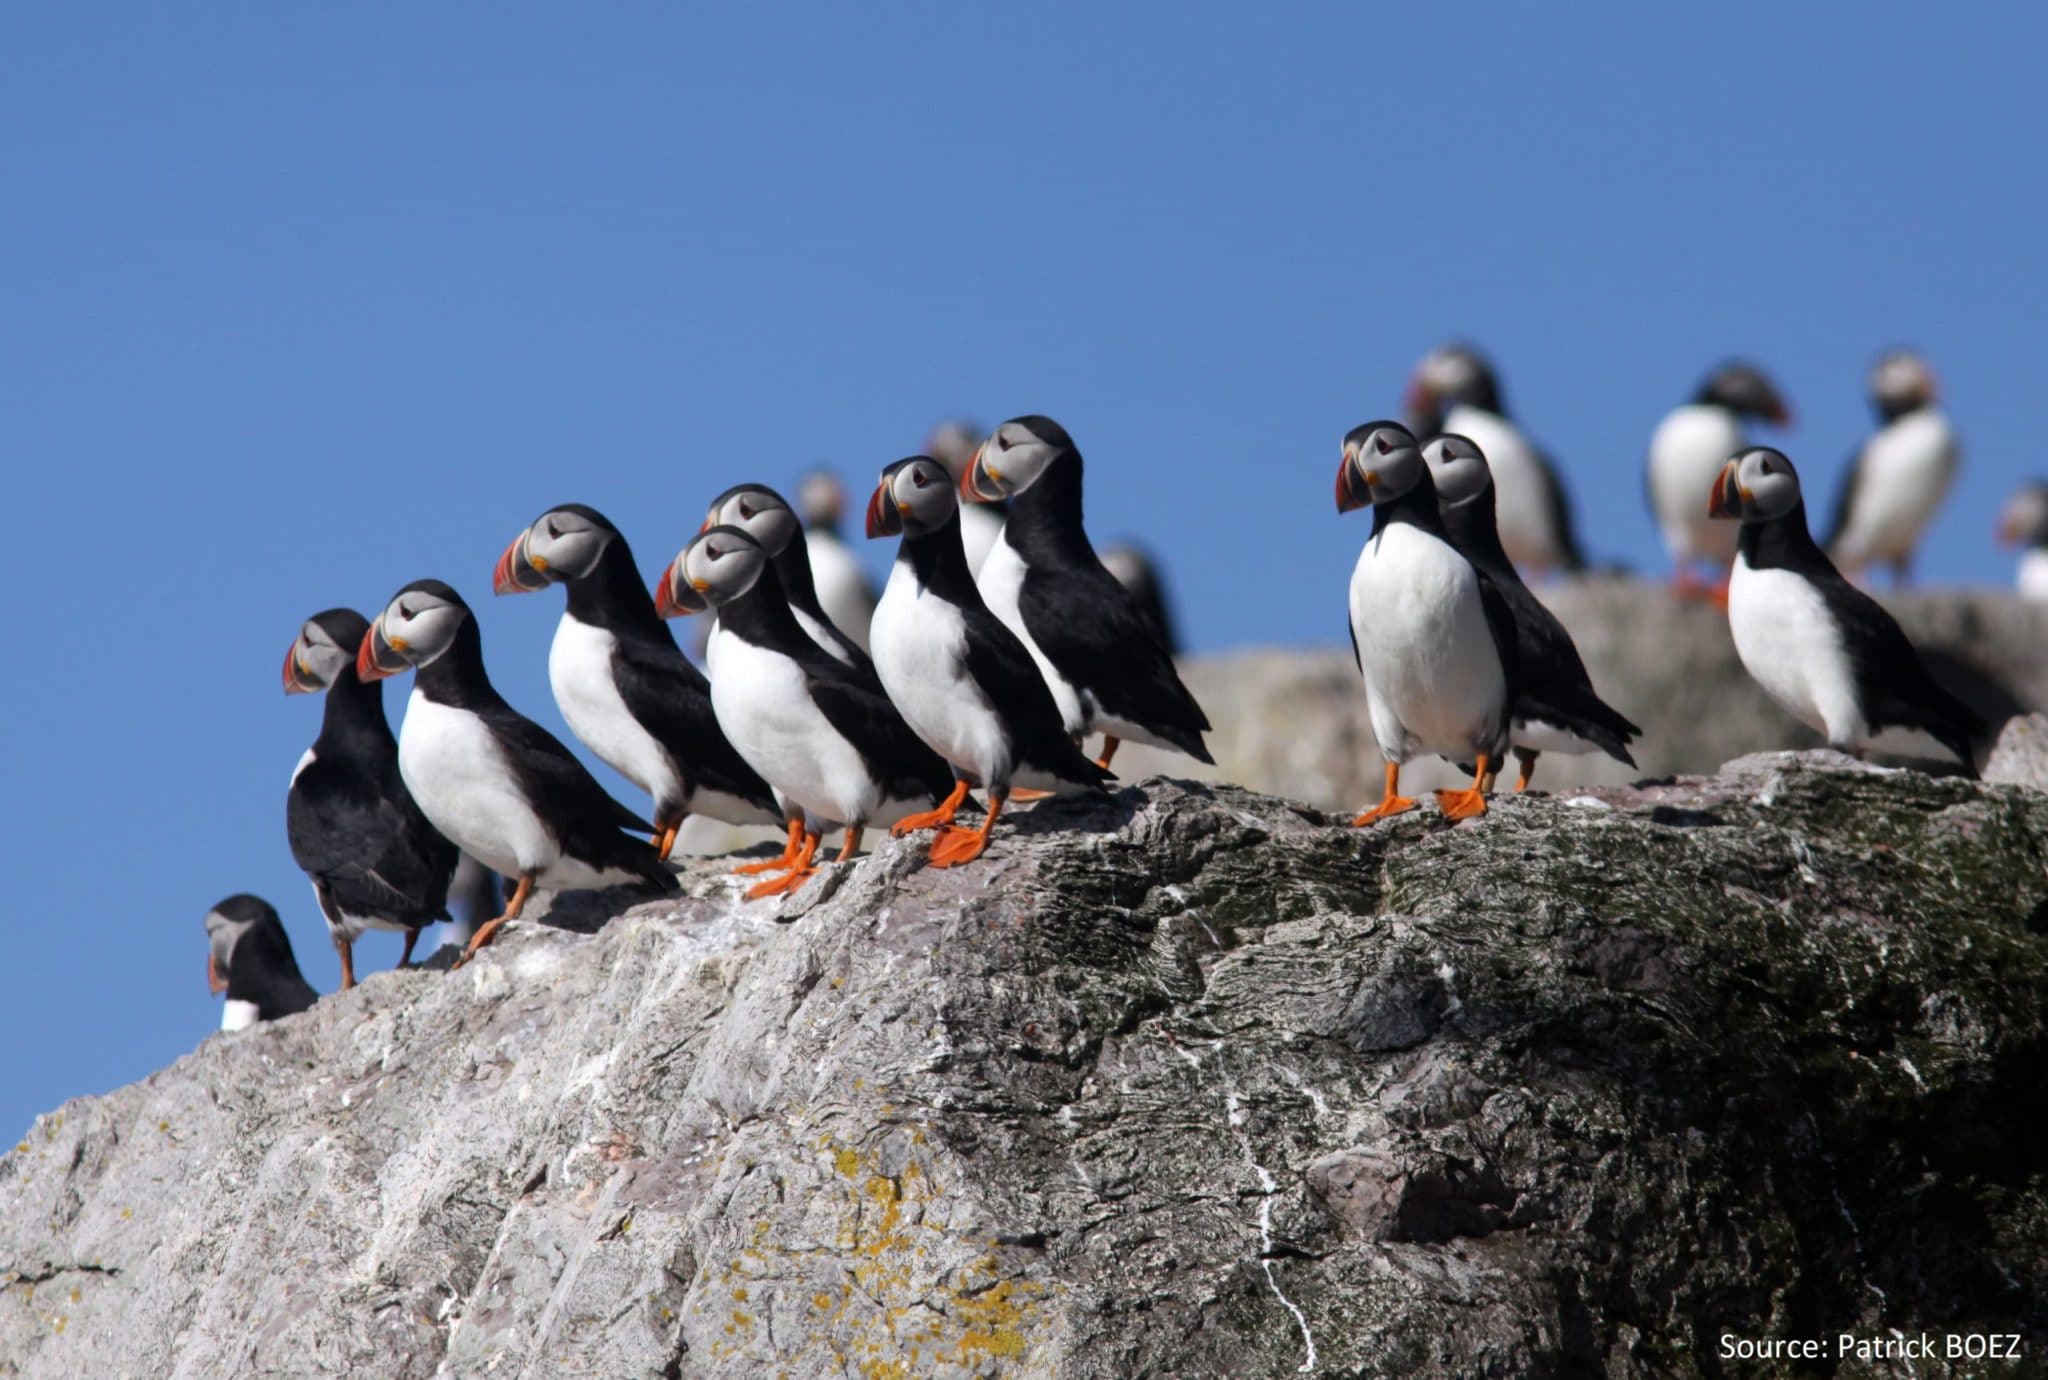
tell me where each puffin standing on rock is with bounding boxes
[357,580,678,961]
[1403,342,1583,576]
[1710,448,1984,769]
[284,607,458,988]
[1825,349,1960,583]
[1337,421,1518,824]
[1645,360,1793,594]
[962,414,1212,770]
[655,527,964,895]
[704,484,875,674]
[493,503,780,858]
[865,456,1113,865]
[206,894,318,1030]
[1424,436,1640,790]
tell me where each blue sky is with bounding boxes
[5,5,2044,1135]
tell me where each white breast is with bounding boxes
[706,624,881,828]
[1832,410,1959,568]
[871,561,1012,788]
[805,533,877,654]
[2019,548,2048,602]
[1726,556,1863,747]
[1348,522,1508,762]
[974,532,1085,735]
[793,603,858,667]
[1646,404,1743,565]
[960,505,1007,576]
[1444,405,1566,572]
[397,692,562,881]
[549,615,681,813]
[220,999,261,1033]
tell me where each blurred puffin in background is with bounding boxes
[205,894,318,1030]
[1997,479,2048,602]
[1645,360,1792,599]
[1824,349,1960,584]
[795,469,880,654]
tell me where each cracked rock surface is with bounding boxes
[3,754,2045,1377]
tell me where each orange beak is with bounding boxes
[208,951,227,996]
[1707,459,1744,520]
[282,642,321,695]
[356,616,409,680]
[865,481,902,539]
[492,530,550,596]
[1335,455,1371,513]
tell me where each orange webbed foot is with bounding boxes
[890,781,969,837]
[1434,787,1489,821]
[927,826,990,868]
[745,867,818,900]
[1349,795,1418,827]
[1007,787,1054,802]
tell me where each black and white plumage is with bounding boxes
[493,503,780,859]
[1997,480,2048,602]
[1824,350,1960,581]
[205,894,318,1031]
[284,607,458,989]
[705,484,874,675]
[1404,342,1584,575]
[1645,361,1792,580]
[1425,436,1640,790]
[654,527,962,897]
[1710,448,1984,769]
[1097,542,1182,656]
[795,470,880,655]
[926,418,1006,574]
[961,415,1212,769]
[864,456,1112,867]
[1337,421,1519,824]
[356,580,677,960]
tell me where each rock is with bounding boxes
[3,756,2046,1377]
[1111,579,2048,809]
[1987,713,2048,793]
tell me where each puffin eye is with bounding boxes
[545,520,559,539]
[738,502,755,521]
[911,469,929,488]
[1375,435,1392,455]
[397,602,414,621]
[997,433,1015,452]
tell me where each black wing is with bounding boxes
[607,627,779,814]
[1821,441,1867,551]
[958,602,1113,789]
[475,702,677,887]
[288,757,455,926]
[1496,580,1640,759]
[1811,570,1985,766]
[804,664,961,805]
[1018,559,1212,762]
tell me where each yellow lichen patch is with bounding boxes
[732,1310,753,1329]
[834,1147,861,1178]
[814,1292,833,1309]
[731,1286,748,1302]
[13,1143,27,1156]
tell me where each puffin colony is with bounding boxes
[210,342,2011,1027]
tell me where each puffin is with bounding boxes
[864,455,1113,865]
[1709,447,1983,768]
[1824,349,1961,582]
[960,415,1213,769]
[1337,421,1518,824]
[206,894,318,1030]
[492,503,780,858]
[1098,542,1182,656]
[795,469,880,654]
[1403,342,1584,575]
[356,579,678,960]
[925,419,1006,574]
[704,484,875,674]
[1997,480,2048,601]
[655,526,963,897]
[283,607,458,988]
[1644,360,1793,593]
[1424,435,1640,790]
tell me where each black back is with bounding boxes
[1439,485,1639,764]
[775,525,876,677]
[553,523,779,817]
[1739,503,1984,767]
[898,516,1112,792]
[406,583,676,889]
[1000,438,1213,761]
[717,562,958,806]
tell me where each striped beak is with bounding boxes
[652,560,709,619]
[1707,460,1745,520]
[1335,454,1372,513]
[355,615,412,681]
[865,479,904,538]
[282,641,325,695]
[959,444,1007,504]
[492,529,551,596]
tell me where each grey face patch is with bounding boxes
[1347,426,1428,504]
[893,458,957,532]
[683,528,770,606]
[1423,435,1492,507]
[293,621,354,691]
[1871,351,1934,411]
[1736,448,1804,521]
[527,509,612,582]
[715,488,802,557]
[380,591,467,669]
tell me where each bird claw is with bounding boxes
[745,867,817,901]
[927,827,989,867]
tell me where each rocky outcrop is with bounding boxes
[1113,580,2048,807]
[5,755,2046,1377]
